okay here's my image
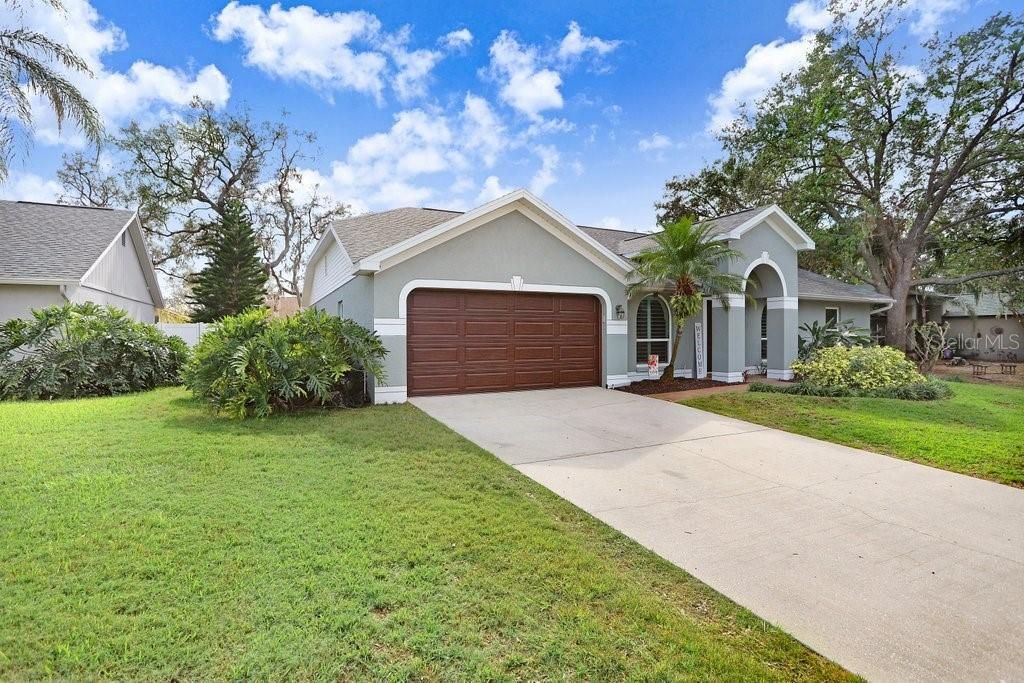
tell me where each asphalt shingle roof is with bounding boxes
[0,201,135,280]
[332,207,461,262]
[615,207,769,255]
[944,293,1020,317]
[797,269,893,303]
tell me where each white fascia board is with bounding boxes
[724,205,816,251]
[357,189,633,282]
[799,294,895,304]
[302,226,344,305]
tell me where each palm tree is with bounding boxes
[0,1,101,179]
[627,216,746,381]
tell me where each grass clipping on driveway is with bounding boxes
[683,381,1024,487]
[0,388,852,681]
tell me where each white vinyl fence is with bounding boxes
[156,322,213,347]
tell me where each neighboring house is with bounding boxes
[0,200,163,323]
[303,190,894,403]
[943,293,1022,361]
[265,294,300,318]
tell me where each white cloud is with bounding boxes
[485,22,619,121]
[529,144,559,196]
[557,21,621,66]
[570,160,584,176]
[706,0,966,132]
[786,0,832,32]
[212,2,387,100]
[212,2,472,103]
[307,94,516,210]
[707,34,814,131]
[476,175,512,203]
[0,172,62,202]
[599,216,623,229]
[486,30,564,121]
[637,132,673,152]
[907,0,966,36]
[461,94,506,167]
[7,0,230,145]
[441,28,473,50]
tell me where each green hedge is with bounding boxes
[750,378,952,400]
[0,303,187,400]
[183,308,386,418]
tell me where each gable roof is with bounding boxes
[0,201,135,280]
[0,200,163,307]
[944,292,1021,318]
[308,190,635,294]
[617,206,815,256]
[797,269,893,303]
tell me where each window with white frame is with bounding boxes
[824,306,840,331]
[760,307,768,361]
[635,295,670,365]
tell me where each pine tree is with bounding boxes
[189,200,267,322]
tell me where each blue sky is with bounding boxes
[4,0,1019,232]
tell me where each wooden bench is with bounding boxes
[971,363,990,376]
[1000,363,1017,375]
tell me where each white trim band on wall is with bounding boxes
[374,385,408,404]
[767,369,795,380]
[711,371,745,383]
[766,297,799,310]
[711,294,746,309]
[607,320,627,335]
[606,374,630,387]
[374,318,406,336]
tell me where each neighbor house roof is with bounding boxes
[944,293,1021,318]
[0,200,163,307]
[797,269,894,303]
[0,200,137,281]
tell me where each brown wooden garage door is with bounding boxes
[407,289,601,396]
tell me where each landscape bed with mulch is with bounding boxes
[617,376,731,395]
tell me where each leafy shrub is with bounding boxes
[0,303,188,400]
[791,345,924,391]
[797,319,873,359]
[750,378,952,400]
[184,307,386,418]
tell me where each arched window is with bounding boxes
[636,296,670,364]
[760,307,768,361]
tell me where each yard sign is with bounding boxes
[694,322,706,379]
[647,354,659,378]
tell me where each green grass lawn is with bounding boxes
[0,388,851,681]
[683,381,1024,487]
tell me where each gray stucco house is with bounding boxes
[0,201,164,323]
[303,189,893,403]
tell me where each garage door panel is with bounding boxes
[407,289,600,396]
[465,320,509,336]
[464,291,512,312]
[464,371,513,390]
[559,368,597,384]
[559,345,596,360]
[514,320,556,336]
[514,345,555,361]
[409,319,459,337]
[409,346,459,364]
[464,346,509,362]
[410,373,461,393]
[413,290,461,311]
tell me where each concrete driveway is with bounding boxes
[411,387,1024,682]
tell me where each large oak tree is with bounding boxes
[57,100,347,298]
[658,4,1024,348]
